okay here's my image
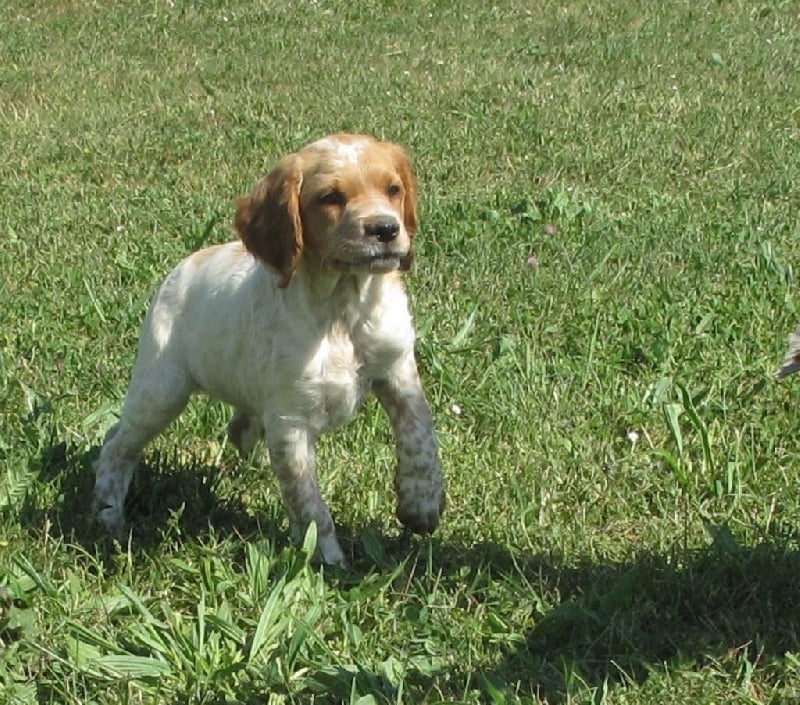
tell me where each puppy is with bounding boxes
[93,134,444,564]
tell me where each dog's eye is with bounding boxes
[387,183,402,198]
[319,190,346,207]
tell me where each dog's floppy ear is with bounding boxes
[234,154,303,288]
[388,143,418,271]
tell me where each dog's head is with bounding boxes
[234,134,418,287]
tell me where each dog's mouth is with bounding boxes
[332,251,405,272]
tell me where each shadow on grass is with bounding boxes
[265,532,800,703]
[19,439,288,557]
[417,535,800,703]
[20,441,800,702]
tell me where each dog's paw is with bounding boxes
[396,491,444,535]
[315,534,348,568]
[93,500,127,539]
[395,470,445,535]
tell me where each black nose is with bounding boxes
[364,216,400,243]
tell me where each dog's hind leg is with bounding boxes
[93,352,194,536]
[227,411,264,458]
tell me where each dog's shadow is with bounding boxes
[21,439,289,556]
[22,438,410,565]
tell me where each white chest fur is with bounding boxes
[310,301,414,424]
[170,253,416,434]
[303,322,369,431]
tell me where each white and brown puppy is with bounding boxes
[93,134,444,565]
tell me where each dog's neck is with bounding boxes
[295,259,398,300]
[282,260,401,330]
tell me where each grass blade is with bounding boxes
[248,575,287,663]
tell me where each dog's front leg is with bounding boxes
[266,425,345,566]
[373,353,445,535]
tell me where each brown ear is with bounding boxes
[234,154,303,287]
[389,143,418,271]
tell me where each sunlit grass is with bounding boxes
[2,0,800,702]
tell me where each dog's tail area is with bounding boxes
[775,325,800,379]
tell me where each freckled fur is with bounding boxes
[93,134,444,565]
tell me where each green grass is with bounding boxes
[2,0,800,702]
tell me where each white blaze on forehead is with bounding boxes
[310,137,369,166]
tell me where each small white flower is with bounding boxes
[451,403,462,416]
[627,430,640,443]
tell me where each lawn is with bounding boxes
[2,0,800,702]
